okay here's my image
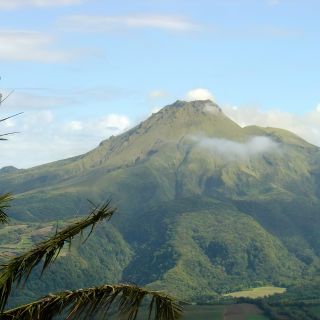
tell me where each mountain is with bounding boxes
[1,99,320,303]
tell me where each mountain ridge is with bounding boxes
[1,99,320,303]
[1,99,315,173]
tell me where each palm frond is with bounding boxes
[0,112,23,123]
[0,193,12,224]
[0,112,23,139]
[0,201,116,312]
[0,89,15,105]
[0,132,20,140]
[1,284,182,320]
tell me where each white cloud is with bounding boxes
[93,114,130,132]
[2,118,16,128]
[60,14,200,32]
[58,114,131,140]
[150,106,162,115]
[192,135,279,160]
[64,115,131,134]
[0,30,72,62]
[186,88,215,101]
[0,111,131,168]
[0,0,83,9]
[66,120,83,131]
[17,110,54,132]
[223,104,320,147]
[38,110,54,124]
[203,102,222,115]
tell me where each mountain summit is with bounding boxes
[161,99,223,113]
[1,100,320,302]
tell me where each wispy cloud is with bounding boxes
[59,14,200,33]
[0,0,83,9]
[223,104,320,147]
[1,90,72,111]
[1,86,134,112]
[0,30,73,62]
[192,135,279,160]
[73,86,135,102]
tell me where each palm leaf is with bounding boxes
[0,193,12,224]
[0,201,116,312]
[0,111,23,139]
[0,112,23,123]
[0,132,19,140]
[1,284,182,320]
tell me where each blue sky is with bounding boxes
[1,0,320,168]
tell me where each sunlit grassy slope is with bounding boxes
[224,286,286,298]
[1,100,320,303]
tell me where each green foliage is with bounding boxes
[0,200,181,320]
[0,193,12,223]
[0,96,183,320]
[2,284,181,320]
[1,100,320,303]
[0,201,116,311]
[0,112,22,140]
[4,222,133,307]
[138,200,303,300]
[241,281,320,319]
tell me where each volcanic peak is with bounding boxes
[161,99,223,114]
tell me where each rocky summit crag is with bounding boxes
[1,100,320,304]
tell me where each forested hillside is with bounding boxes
[1,100,320,304]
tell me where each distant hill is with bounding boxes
[0,166,19,174]
[1,100,320,303]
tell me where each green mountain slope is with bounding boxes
[1,99,320,303]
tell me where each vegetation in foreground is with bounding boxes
[0,197,181,319]
[0,107,181,319]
